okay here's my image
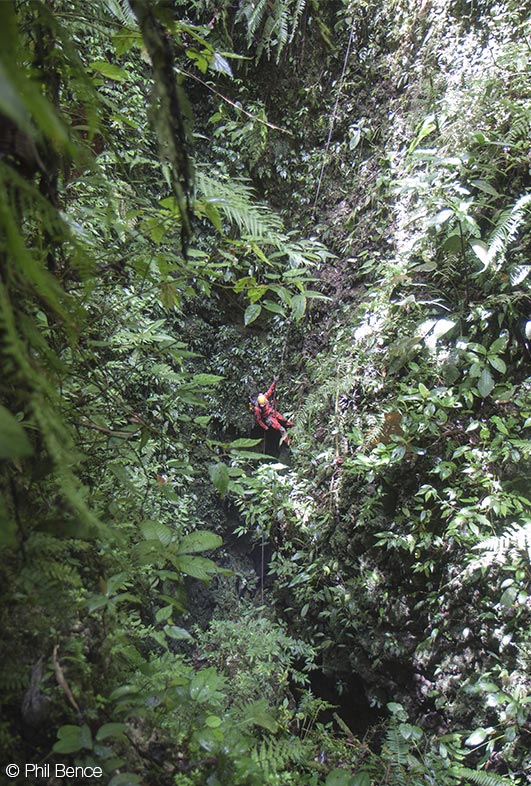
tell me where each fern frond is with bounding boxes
[289,0,307,43]
[251,735,310,775]
[476,521,531,560]
[236,0,306,61]
[464,520,531,578]
[504,108,530,148]
[197,168,284,243]
[485,193,531,269]
[383,722,410,767]
[102,0,138,28]
[238,0,268,39]
[453,766,514,786]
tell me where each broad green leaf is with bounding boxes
[205,715,222,728]
[305,290,333,301]
[244,303,262,325]
[477,367,494,398]
[489,337,507,354]
[201,200,222,231]
[96,723,127,741]
[190,668,223,702]
[248,284,268,304]
[186,48,209,73]
[234,276,255,294]
[228,450,269,460]
[194,726,223,752]
[230,438,263,448]
[164,625,193,641]
[174,555,219,580]
[86,595,109,613]
[441,232,461,252]
[488,355,506,374]
[155,605,173,623]
[432,318,456,339]
[291,293,307,322]
[90,61,129,81]
[500,585,518,607]
[263,300,286,315]
[0,406,32,459]
[209,462,230,495]
[113,29,143,56]
[351,774,371,786]
[140,520,173,546]
[109,685,141,702]
[387,702,407,719]
[210,51,233,76]
[465,728,488,747]
[470,240,489,268]
[53,724,93,754]
[428,208,453,226]
[399,722,423,740]
[470,179,500,197]
[177,530,222,554]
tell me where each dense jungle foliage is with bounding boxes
[2,0,531,784]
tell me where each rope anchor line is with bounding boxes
[311,22,356,218]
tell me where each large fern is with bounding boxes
[466,520,531,575]
[483,193,531,269]
[250,735,312,779]
[196,167,329,269]
[236,0,307,62]
[197,168,284,242]
[453,766,514,786]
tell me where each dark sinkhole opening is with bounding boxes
[306,668,383,737]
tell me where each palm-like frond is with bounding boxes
[197,168,284,242]
[485,193,531,268]
[236,0,307,61]
[102,0,138,27]
[465,520,531,576]
[453,766,514,786]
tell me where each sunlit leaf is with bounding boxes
[291,294,306,321]
[244,303,262,325]
[175,555,219,580]
[164,625,193,641]
[177,530,222,554]
[210,52,233,77]
[477,367,494,398]
[465,728,488,747]
[209,462,230,495]
[90,61,129,81]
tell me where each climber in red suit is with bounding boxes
[252,380,294,446]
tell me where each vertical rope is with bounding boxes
[260,530,265,604]
[311,22,356,218]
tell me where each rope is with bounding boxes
[254,320,293,604]
[276,320,292,379]
[311,21,356,218]
[260,531,265,604]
